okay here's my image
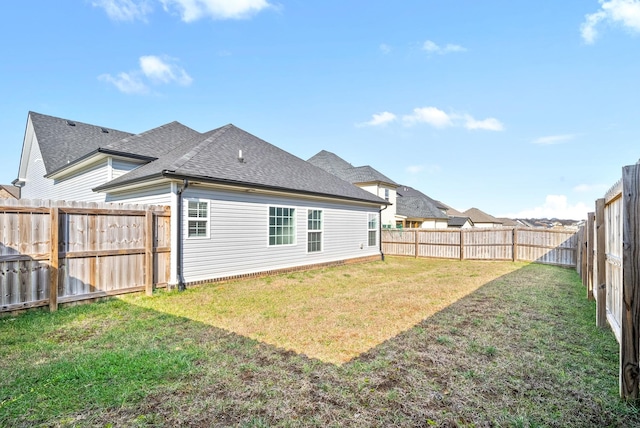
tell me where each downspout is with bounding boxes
[379,204,388,262]
[177,179,189,291]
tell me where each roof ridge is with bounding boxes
[166,124,232,172]
[105,120,193,150]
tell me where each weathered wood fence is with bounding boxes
[578,163,640,399]
[0,199,171,313]
[382,227,578,267]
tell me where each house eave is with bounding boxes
[46,149,156,180]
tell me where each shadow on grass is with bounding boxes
[1,261,639,427]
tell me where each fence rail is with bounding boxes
[382,227,578,267]
[0,199,170,313]
[578,163,640,400]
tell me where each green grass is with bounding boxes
[1,257,638,427]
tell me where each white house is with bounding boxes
[307,150,398,228]
[13,112,389,288]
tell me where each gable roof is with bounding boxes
[448,216,473,228]
[396,185,448,220]
[29,111,133,174]
[0,185,20,198]
[104,121,201,159]
[95,125,388,205]
[308,150,398,186]
[463,207,503,225]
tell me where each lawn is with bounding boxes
[1,257,638,427]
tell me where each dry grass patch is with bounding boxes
[121,256,523,364]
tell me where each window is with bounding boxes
[384,188,390,201]
[307,209,323,252]
[187,200,209,238]
[269,207,295,245]
[368,213,378,247]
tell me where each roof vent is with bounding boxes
[101,127,109,133]
[66,120,76,126]
[238,149,245,163]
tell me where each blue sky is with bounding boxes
[2,0,640,220]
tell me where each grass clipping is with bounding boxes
[123,257,523,364]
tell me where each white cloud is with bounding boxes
[581,0,640,43]
[380,43,391,54]
[98,72,149,94]
[357,111,397,127]
[403,107,453,128]
[100,55,192,94]
[92,0,153,21]
[160,0,272,22]
[504,195,590,220]
[422,40,467,54]
[140,55,193,86]
[532,134,576,145]
[464,115,505,131]
[399,107,503,131]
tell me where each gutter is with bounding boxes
[379,203,389,262]
[177,178,189,291]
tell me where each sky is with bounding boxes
[1,1,640,220]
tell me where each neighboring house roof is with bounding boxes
[0,185,20,198]
[29,111,133,174]
[396,185,448,220]
[463,208,503,225]
[308,150,398,186]
[94,124,388,205]
[448,216,473,228]
[497,217,519,227]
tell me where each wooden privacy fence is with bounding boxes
[382,227,578,267]
[0,199,171,313]
[578,163,640,399]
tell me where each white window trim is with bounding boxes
[268,205,297,247]
[186,198,210,239]
[307,209,323,253]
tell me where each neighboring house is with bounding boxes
[0,185,20,199]
[497,217,520,228]
[395,185,449,229]
[462,208,503,228]
[447,216,474,229]
[307,150,399,228]
[13,112,388,287]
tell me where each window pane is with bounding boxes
[368,230,377,247]
[269,207,295,245]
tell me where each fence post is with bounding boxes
[595,198,607,328]
[145,209,154,296]
[621,164,640,399]
[49,207,59,312]
[587,212,595,300]
[414,229,419,258]
[512,228,517,262]
[460,230,464,260]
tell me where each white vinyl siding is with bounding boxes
[19,135,56,200]
[180,186,380,283]
[53,160,111,202]
[111,159,145,179]
[104,183,173,206]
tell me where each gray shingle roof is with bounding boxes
[29,111,133,174]
[395,185,448,220]
[308,150,398,186]
[105,121,200,158]
[463,208,502,224]
[95,125,388,205]
[448,216,472,227]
